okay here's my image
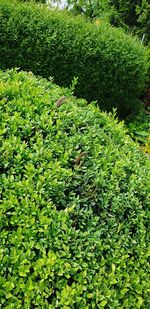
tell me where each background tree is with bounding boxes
[52,0,149,43]
[66,0,110,20]
[109,0,150,43]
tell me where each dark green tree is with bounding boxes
[109,0,150,42]
[57,0,149,43]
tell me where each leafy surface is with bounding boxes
[0,69,150,308]
[0,0,148,117]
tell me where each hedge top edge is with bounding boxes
[0,0,149,117]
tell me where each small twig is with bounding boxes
[141,33,145,44]
[75,152,86,166]
[56,96,67,108]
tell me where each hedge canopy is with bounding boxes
[0,69,150,308]
[0,0,148,116]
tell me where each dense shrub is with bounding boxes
[0,0,148,117]
[0,69,150,308]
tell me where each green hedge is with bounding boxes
[0,69,150,308]
[0,0,148,117]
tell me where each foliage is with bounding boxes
[146,45,150,85]
[143,136,150,154]
[125,107,150,155]
[109,0,150,44]
[0,69,150,308]
[65,0,111,21]
[59,0,150,44]
[19,0,47,3]
[0,0,148,117]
